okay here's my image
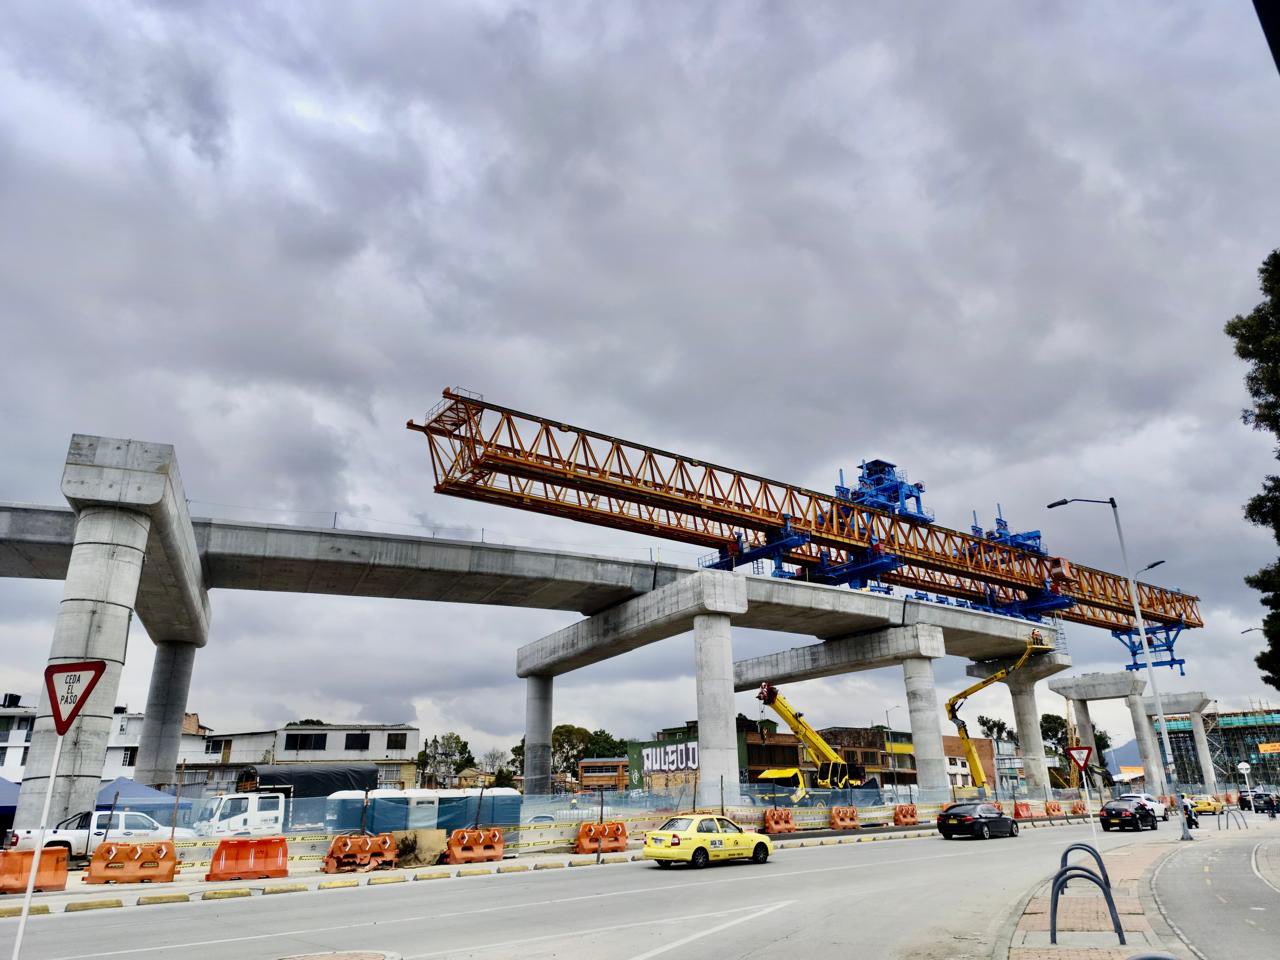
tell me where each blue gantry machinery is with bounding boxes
[699,460,1189,671]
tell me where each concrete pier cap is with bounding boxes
[1047,671,1146,702]
[1140,693,1210,716]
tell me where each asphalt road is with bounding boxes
[0,824,1139,960]
[1153,833,1280,959]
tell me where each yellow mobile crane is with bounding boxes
[755,682,860,804]
[946,631,1053,797]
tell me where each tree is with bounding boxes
[1040,713,1068,759]
[977,715,1010,741]
[294,718,327,726]
[551,724,592,775]
[439,732,476,773]
[1094,728,1113,756]
[510,738,525,772]
[480,747,509,773]
[493,767,516,788]
[585,728,628,758]
[1225,248,1280,693]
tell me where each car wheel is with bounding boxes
[1101,825,1111,832]
[980,824,991,840]
[1009,821,1019,837]
[1150,819,1158,830]
[1162,812,1169,821]
[656,860,672,869]
[751,843,769,864]
[691,848,709,869]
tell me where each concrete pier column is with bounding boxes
[15,507,151,827]
[693,613,739,809]
[523,675,554,795]
[1127,693,1165,795]
[135,641,197,788]
[1072,698,1107,796]
[902,657,948,799]
[1189,711,1217,793]
[1008,678,1051,800]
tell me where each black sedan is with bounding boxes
[1100,799,1158,831]
[937,802,1018,839]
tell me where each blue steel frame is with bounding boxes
[1113,623,1186,675]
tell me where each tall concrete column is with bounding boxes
[693,613,739,809]
[523,675,554,795]
[135,641,197,787]
[902,657,948,799]
[15,507,151,827]
[1126,693,1165,795]
[1008,678,1051,800]
[1189,711,1217,793]
[1072,698,1107,796]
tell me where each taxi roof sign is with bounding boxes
[43,661,107,736]
[1067,746,1093,772]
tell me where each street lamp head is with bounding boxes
[1242,627,1262,634]
[1046,499,1070,509]
[1139,560,1165,573]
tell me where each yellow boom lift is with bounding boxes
[755,682,861,804]
[945,631,1053,797]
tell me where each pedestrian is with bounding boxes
[1266,793,1277,819]
[1180,794,1199,829]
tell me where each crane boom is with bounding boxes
[945,633,1053,793]
[757,682,844,767]
[406,388,1201,632]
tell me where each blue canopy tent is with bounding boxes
[95,777,194,827]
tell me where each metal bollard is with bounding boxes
[1059,842,1111,889]
[1049,864,1125,946]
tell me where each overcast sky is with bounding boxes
[2,1,1279,761]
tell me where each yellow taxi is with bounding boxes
[643,815,772,868]
[1190,794,1223,815]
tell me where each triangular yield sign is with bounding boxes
[44,661,107,736]
[1067,746,1093,772]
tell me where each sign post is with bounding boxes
[11,661,106,960]
[1237,761,1253,817]
[1067,746,1096,845]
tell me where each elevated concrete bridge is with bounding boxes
[2,435,1072,821]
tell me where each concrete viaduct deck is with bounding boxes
[2,434,1073,822]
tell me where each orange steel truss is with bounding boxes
[406,389,1201,632]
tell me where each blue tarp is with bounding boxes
[95,777,192,810]
[0,776,18,809]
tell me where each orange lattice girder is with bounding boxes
[407,390,1200,632]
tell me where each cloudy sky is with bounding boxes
[2,1,1279,762]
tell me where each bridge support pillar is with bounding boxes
[135,640,197,788]
[15,507,150,827]
[523,675,554,795]
[1127,693,1165,795]
[694,613,740,809]
[1189,711,1217,794]
[903,657,948,800]
[1071,697,1108,796]
[1009,678,1051,801]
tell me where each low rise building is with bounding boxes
[578,757,628,791]
[0,694,35,781]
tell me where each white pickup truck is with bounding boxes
[5,811,194,860]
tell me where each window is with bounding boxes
[205,738,230,755]
[696,818,719,833]
[716,819,743,833]
[345,732,370,751]
[258,795,281,812]
[219,798,248,821]
[124,813,154,831]
[0,747,6,765]
[21,748,27,765]
[120,747,138,766]
[386,732,407,751]
[96,813,122,832]
[0,717,11,736]
[283,733,327,751]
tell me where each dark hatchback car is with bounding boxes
[937,802,1018,840]
[1100,799,1158,831]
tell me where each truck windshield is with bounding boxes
[193,798,222,825]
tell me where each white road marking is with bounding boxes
[1250,841,1280,895]
[622,900,793,960]
[403,903,780,959]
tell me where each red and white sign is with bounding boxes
[1067,746,1093,772]
[43,661,107,736]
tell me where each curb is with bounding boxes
[0,905,50,918]
[137,894,190,906]
[414,871,452,881]
[319,879,360,889]
[264,884,308,895]
[369,874,407,885]
[202,889,251,900]
[65,899,122,912]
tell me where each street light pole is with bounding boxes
[885,705,902,804]
[1047,496,1193,841]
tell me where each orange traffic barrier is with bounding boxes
[1070,800,1087,816]
[444,828,504,865]
[0,847,69,894]
[991,802,1004,814]
[322,833,398,874]
[829,807,860,830]
[893,804,918,827]
[574,822,627,855]
[1044,801,1064,818]
[1012,802,1033,820]
[1226,791,1237,804]
[205,837,289,882]
[762,808,796,834]
[85,842,178,885]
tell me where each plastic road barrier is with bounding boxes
[322,833,398,874]
[574,822,628,855]
[892,804,918,827]
[444,829,504,865]
[1044,801,1064,818]
[0,848,68,894]
[829,807,860,830]
[1071,801,1088,816]
[85,842,178,885]
[762,809,796,834]
[205,837,289,882]
[1013,802,1034,820]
